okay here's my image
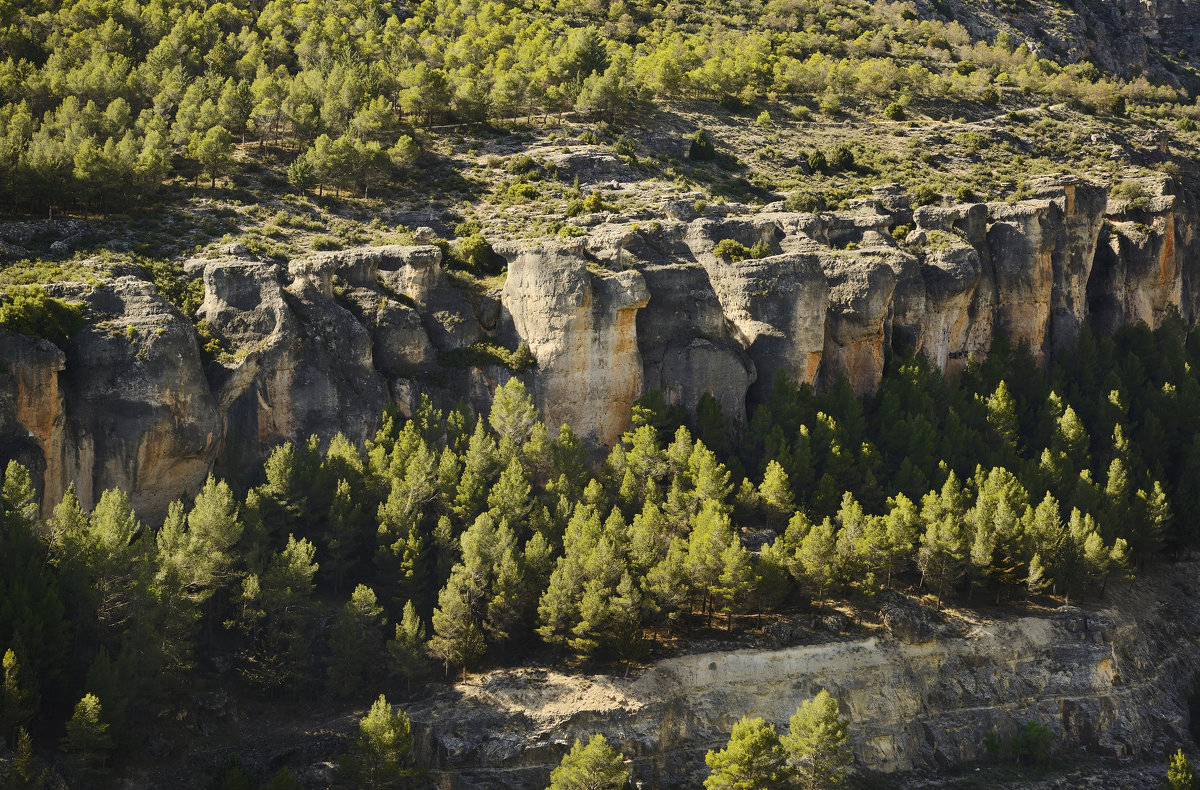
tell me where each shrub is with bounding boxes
[506,182,539,201]
[688,129,716,161]
[612,135,636,158]
[713,239,770,262]
[506,154,538,175]
[785,191,822,212]
[828,143,855,172]
[0,285,86,346]
[891,224,912,241]
[310,234,341,251]
[954,186,977,203]
[1111,180,1150,211]
[454,219,482,237]
[883,102,905,120]
[454,233,496,271]
[981,85,1001,105]
[807,150,828,173]
[1178,117,1197,132]
[582,191,610,213]
[911,184,940,206]
[194,318,223,358]
[440,339,535,372]
[139,257,204,316]
[755,110,771,127]
[1010,721,1052,764]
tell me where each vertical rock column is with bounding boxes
[498,241,649,445]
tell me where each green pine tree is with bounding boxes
[782,689,852,790]
[327,585,386,697]
[0,648,35,745]
[546,734,629,790]
[704,716,791,790]
[339,695,414,789]
[387,600,428,696]
[60,694,112,780]
[1166,748,1196,790]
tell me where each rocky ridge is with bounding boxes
[2,176,1196,517]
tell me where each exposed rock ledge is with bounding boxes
[408,563,1200,789]
[4,177,1200,521]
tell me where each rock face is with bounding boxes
[1,278,221,518]
[636,263,755,422]
[498,240,649,445]
[407,565,1200,789]
[4,178,1200,517]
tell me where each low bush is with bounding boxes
[911,184,940,206]
[0,285,86,345]
[713,239,771,262]
[454,233,497,272]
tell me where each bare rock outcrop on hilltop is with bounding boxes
[5,178,1200,518]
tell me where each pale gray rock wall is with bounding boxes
[407,564,1200,789]
[5,179,1200,519]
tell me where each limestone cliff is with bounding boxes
[4,178,1200,519]
[405,564,1200,788]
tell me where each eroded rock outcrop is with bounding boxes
[4,178,1200,518]
[407,565,1200,789]
[498,240,649,444]
[3,278,223,518]
[200,258,389,475]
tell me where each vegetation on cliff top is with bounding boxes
[0,0,1192,264]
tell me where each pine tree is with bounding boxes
[154,477,244,646]
[797,518,838,605]
[547,734,629,790]
[713,538,755,631]
[258,442,308,537]
[1166,748,1196,790]
[985,381,1020,463]
[881,494,921,587]
[917,471,968,607]
[82,488,154,645]
[327,585,386,697]
[782,689,852,790]
[0,648,35,745]
[229,536,318,690]
[187,125,234,187]
[489,378,539,447]
[454,418,500,523]
[1,465,68,709]
[429,571,486,679]
[8,726,48,789]
[487,456,532,526]
[704,716,791,790]
[60,694,112,779]
[758,460,794,531]
[386,600,428,696]
[262,767,303,790]
[326,479,366,591]
[339,695,413,789]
